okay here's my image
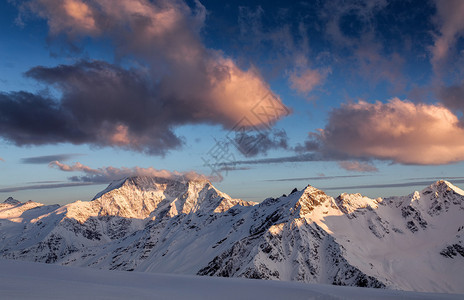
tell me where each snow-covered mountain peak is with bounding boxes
[78,175,249,220]
[92,175,211,200]
[335,193,379,214]
[292,185,334,216]
[422,180,464,197]
[413,180,464,216]
[3,197,21,206]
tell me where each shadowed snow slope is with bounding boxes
[0,259,460,300]
[0,177,463,293]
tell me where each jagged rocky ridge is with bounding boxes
[0,177,463,293]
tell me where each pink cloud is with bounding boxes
[27,0,99,36]
[431,0,464,72]
[49,161,212,182]
[337,161,378,172]
[289,68,325,95]
[314,98,464,165]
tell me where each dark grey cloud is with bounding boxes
[231,128,289,157]
[0,91,78,146]
[218,153,325,166]
[21,154,83,164]
[0,65,181,155]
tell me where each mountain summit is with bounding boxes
[0,178,463,293]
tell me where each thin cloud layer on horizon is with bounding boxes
[21,153,84,164]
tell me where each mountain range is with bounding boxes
[0,176,463,293]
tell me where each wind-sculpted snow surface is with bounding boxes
[0,177,463,293]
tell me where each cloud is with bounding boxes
[354,45,406,92]
[337,161,378,172]
[431,0,464,72]
[21,154,83,164]
[439,81,464,120]
[4,0,288,155]
[321,0,388,46]
[26,0,99,36]
[219,97,464,167]
[237,5,329,96]
[323,179,464,191]
[265,174,368,182]
[0,182,95,193]
[289,67,326,95]
[0,158,3,162]
[49,161,212,183]
[230,128,289,157]
[308,98,464,165]
[319,0,409,92]
[216,166,251,173]
[217,153,325,167]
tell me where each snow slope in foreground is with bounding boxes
[0,259,461,300]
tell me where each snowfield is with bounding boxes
[0,259,461,300]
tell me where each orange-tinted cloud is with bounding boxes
[313,98,464,165]
[27,0,99,36]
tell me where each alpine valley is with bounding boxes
[0,176,463,293]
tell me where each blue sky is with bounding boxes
[1,0,464,205]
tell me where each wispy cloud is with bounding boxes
[218,153,325,166]
[430,0,464,73]
[216,166,251,173]
[323,179,464,191]
[237,5,327,97]
[337,161,378,172]
[0,182,96,193]
[21,154,83,164]
[288,67,327,96]
[265,175,368,182]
